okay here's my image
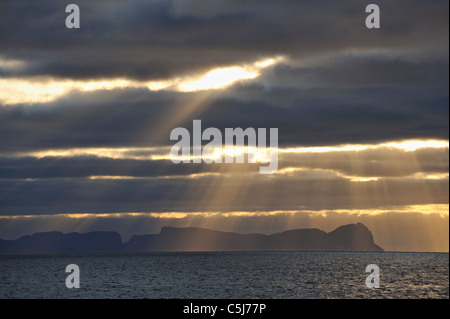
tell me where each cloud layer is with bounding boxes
[0,0,448,251]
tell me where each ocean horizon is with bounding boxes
[1,251,448,299]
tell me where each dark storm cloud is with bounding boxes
[0,145,447,180]
[260,55,449,89]
[0,88,172,151]
[0,172,447,215]
[0,156,259,179]
[0,0,448,80]
[0,78,448,152]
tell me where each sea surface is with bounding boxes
[0,252,448,299]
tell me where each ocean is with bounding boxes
[0,252,448,299]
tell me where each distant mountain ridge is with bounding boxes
[0,223,383,254]
[0,231,122,254]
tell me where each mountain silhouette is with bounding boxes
[0,231,122,254]
[0,223,383,254]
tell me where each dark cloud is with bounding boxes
[0,156,259,179]
[0,145,448,180]
[0,0,448,80]
[0,80,448,152]
[0,0,448,250]
[0,171,447,215]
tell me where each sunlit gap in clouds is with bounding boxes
[2,139,447,187]
[1,204,448,220]
[5,138,448,159]
[0,56,285,105]
[281,139,450,153]
[136,56,285,145]
[6,146,171,160]
[177,66,258,92]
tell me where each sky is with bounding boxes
[0,0,448,252]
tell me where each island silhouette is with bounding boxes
[0,223,383,254]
